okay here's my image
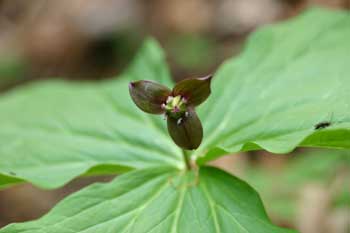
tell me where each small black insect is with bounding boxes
[314,121,331,130]
[8,171,16,176]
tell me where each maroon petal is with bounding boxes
[129,80,171,114]
[167,108,203,150]
[172,75,212,106]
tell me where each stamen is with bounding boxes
[166,96,174,104]
[172,106,180,113]
[177,118,183,125]
[165,95,187,118]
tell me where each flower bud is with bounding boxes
[167,108,203,150]
[129,80,171,114]
[172,75,212,106]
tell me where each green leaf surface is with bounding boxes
[196,8,350,163]
[0,174,22,190]
[245,149,350,221]
[0,39,183,188]
[0,167,296,233]
[1,8,350,189]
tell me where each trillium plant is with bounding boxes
[0,8,349,233]
[129,75,212,150]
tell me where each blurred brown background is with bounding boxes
[0,0,349,233]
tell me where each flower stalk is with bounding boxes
[182,150,192,170]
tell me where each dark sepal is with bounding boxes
[172,75,212,106]
[129,80,171,114]
[167,108,203,150]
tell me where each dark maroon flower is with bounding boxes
[129,75,212,150]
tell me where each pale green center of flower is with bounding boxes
[163,95,187,119]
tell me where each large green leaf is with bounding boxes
[0,167,296,233]
[1,8,350,189]
[245,149,350,221]
[0,39,183,188]
[196,8,350,163]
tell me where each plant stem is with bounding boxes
[182,150,191,170]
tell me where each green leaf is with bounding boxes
[0,167,296,233]
[0,174,22,190]
[0,38,183,188]
[1,8,350,189]
[245,149,350,221]
[195,8,350,163]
